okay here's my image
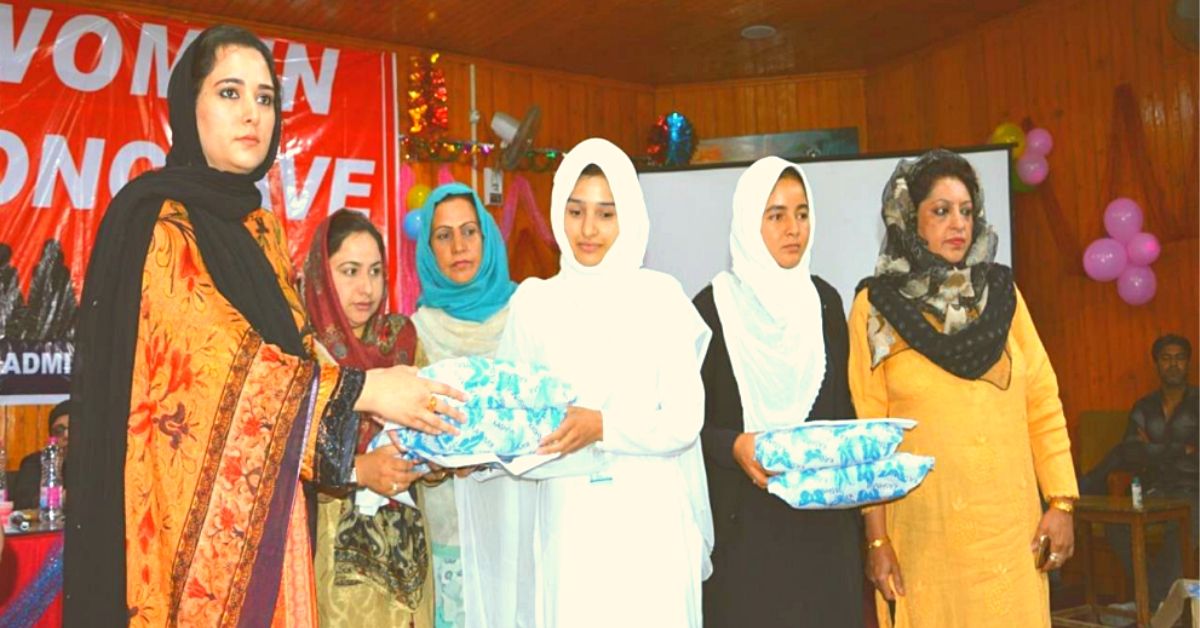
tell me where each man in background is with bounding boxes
[1108,334,1198,609]
[13,399,69,510]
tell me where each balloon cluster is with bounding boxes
[1082,198,1160,305]
[647,112,696,167]
[408,52,449,137]
[402,184,432,240]
[989,123,1053,191]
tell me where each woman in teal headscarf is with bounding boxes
[411,183,533,628]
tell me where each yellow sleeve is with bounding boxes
[1011,286,1079,499]
[848,289,889,420]
[848,290,891,515]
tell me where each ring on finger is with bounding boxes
[426,395,438,412]
[390,481,399,494]
[1048,552,1062,563]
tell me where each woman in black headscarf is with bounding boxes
[848,149,1077,628]
[65,25,461,626]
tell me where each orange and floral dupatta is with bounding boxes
[121,202,358,627]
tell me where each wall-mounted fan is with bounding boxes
[490,105,542,170]
[1169,0,1198,51]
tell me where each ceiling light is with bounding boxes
[740,24,777,40]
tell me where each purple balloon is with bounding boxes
[1016,153,1049,186]
[1125,232,1161,266]
[1026,128,1054,156]
[1104,197,1143,242]
[1082,238,1128,282]
[402,209,423,241]
[1117,265,1157,306]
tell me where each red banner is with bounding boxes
[0,1,401,398]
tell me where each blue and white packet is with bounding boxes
[755,418,916,473]
[357,357,574,515]
[395,356,576,458]
[766,452,935,510]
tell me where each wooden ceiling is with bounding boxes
[105,0,1038,85]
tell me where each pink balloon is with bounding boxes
[1082,238,1128,282]
[1026,128,1054,156]
[1125,232,1161,266]
[1104,198,1144,242]
[1016,153,1049,186]
[1117,265,1157,306]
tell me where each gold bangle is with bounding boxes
[1049,498,1075,514]
[866,537,890,551]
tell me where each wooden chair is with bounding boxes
[1077,409,1130,483]
[1074,410,1135,602]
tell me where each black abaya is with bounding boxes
[695,276,866,628]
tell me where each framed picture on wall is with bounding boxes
[691,127,860,164]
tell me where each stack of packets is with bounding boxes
[756,418,934,509]
[357,356,575,515]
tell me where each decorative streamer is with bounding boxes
[406,52,449,137]
[499,174,556,249]
[0,536,64,627]
[399,136,562,171]
[397,163,420,314]
[437,164,455,185]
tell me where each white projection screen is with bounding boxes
[637,146,1014,312]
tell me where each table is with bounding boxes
[1055,495,1195,628]
[0,526,63,627]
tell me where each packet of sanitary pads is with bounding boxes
[766,452,935,510]
[755,418,916,473]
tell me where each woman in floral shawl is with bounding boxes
[65,25,461,627]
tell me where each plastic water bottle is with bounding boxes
[40,437,64,529]
[1130,476,1143,511]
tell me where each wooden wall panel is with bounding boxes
[385,47,655,283]
[84,0,1030,84]
[863,0,1200,459]
[3,405,51,473]
[652,72,869,147]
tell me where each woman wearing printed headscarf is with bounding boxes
[694,157,864,627]
[303,209,433,627]
[848,150,1077,627]
[64,25,463,626]
[498,138,713,627]
[409,182,529,628]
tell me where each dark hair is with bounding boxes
[189,25,279,100]
[908,150,981,209]
[49,399,71,431]
[578,163,606,180]
[327,209,385,260]
[1152,334,1192,361]
[775,167,807,191]
[434,193,479,212]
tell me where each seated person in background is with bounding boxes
[14,399,69,510]
[1107,334,1198,608]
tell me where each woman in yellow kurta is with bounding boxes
[848,150,1079,628]
[65,26,461,627]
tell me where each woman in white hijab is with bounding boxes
[498,138,714,627]
[693,158,864,627]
